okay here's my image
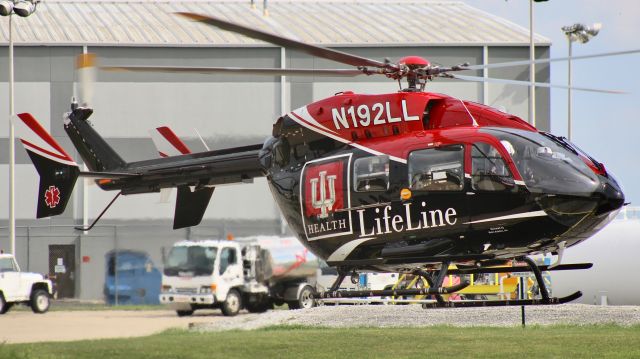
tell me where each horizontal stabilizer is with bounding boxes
[150,126,192,202]
[174,185,214,229]
[150,126,191,157]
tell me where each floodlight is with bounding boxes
[562,23,602,44]
[586,23,602,37]
[561,22,602,140]
[0,1,13,16]
[13,0,35,17]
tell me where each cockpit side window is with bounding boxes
[422,101,436,130]
[273,138,290,167]
[471,142,515,191]
[408,145,464,191]
[353,155,390,192]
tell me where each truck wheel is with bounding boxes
[0,294,10,314]
[288,285,315,310]
[176,310,194,317]
[221,289,242,316]
[30,289,50,314]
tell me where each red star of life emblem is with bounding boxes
[44,186,61,209]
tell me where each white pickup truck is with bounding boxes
[0,254,53,314]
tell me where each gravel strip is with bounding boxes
[192,304,640,331]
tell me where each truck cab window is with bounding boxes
[219,248,237,274]
[471,142,515,191]
[408,145,464,191]
[0,257,17,272]
[353,155,389,192]
[165,246,217,276]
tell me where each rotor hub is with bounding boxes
[398,56,430,69]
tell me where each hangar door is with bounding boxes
[49,245,76,298]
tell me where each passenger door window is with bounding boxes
[471,143,515,191]
[408,145,464,191]
[353,155,390,192]
[219,248,237,275]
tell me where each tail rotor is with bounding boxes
[76,53,96,107]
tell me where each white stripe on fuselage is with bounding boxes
[327,237,374,262]
[463,210,547,224]
[289,107,407,164]
[290,106,338,134]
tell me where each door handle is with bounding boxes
[466,192,476,196]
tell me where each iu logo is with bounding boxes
[310,171,337,219]
[301,155,353,241]
[44,185,61,209]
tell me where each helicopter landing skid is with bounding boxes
[314,281,471,300]
[316,290,582,307]
[316,259,588,307]
[421,291,582,308]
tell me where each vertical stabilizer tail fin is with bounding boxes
[13,113,80,218]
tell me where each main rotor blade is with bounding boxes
[464,48,640,70]
[452,74,627,94]
[101,65,366,77]
[177,12,390,69]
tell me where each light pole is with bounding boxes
[562,22,601,140]
[1,0,39,255]
[529,0,535,127]
[528,0,550,127]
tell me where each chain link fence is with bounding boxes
[0,220,282,303]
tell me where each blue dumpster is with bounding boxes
[104,250,161,305]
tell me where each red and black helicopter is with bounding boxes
[14,12,630,307]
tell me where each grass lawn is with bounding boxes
[2,325,640,359]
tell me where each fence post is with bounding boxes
[114,225,118,306]
[26,226,30,271]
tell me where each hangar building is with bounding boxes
[0,0,550,300]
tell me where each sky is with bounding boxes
[463,0,640,204]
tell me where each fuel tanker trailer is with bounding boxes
[159,236,318,316]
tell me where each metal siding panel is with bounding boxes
[340,3,385,44]
[167,1,216,44]
[0,1,551,46]
[35,4,71,43]
[114,3,151,43]
[128,3,161,44]
[58,3,89,42]
[89,82,276,138]
[147,3,187,45]
[0,165,39,218]
[101,3,135,43]
[0,82,50,137]
[86,2,118,43]
[69,2,100,43]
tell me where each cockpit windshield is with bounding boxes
[480,128,600,196]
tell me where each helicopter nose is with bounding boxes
[595,178,625,216]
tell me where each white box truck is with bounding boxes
[159,238,317,316]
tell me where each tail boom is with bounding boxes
[16,107,265,229]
